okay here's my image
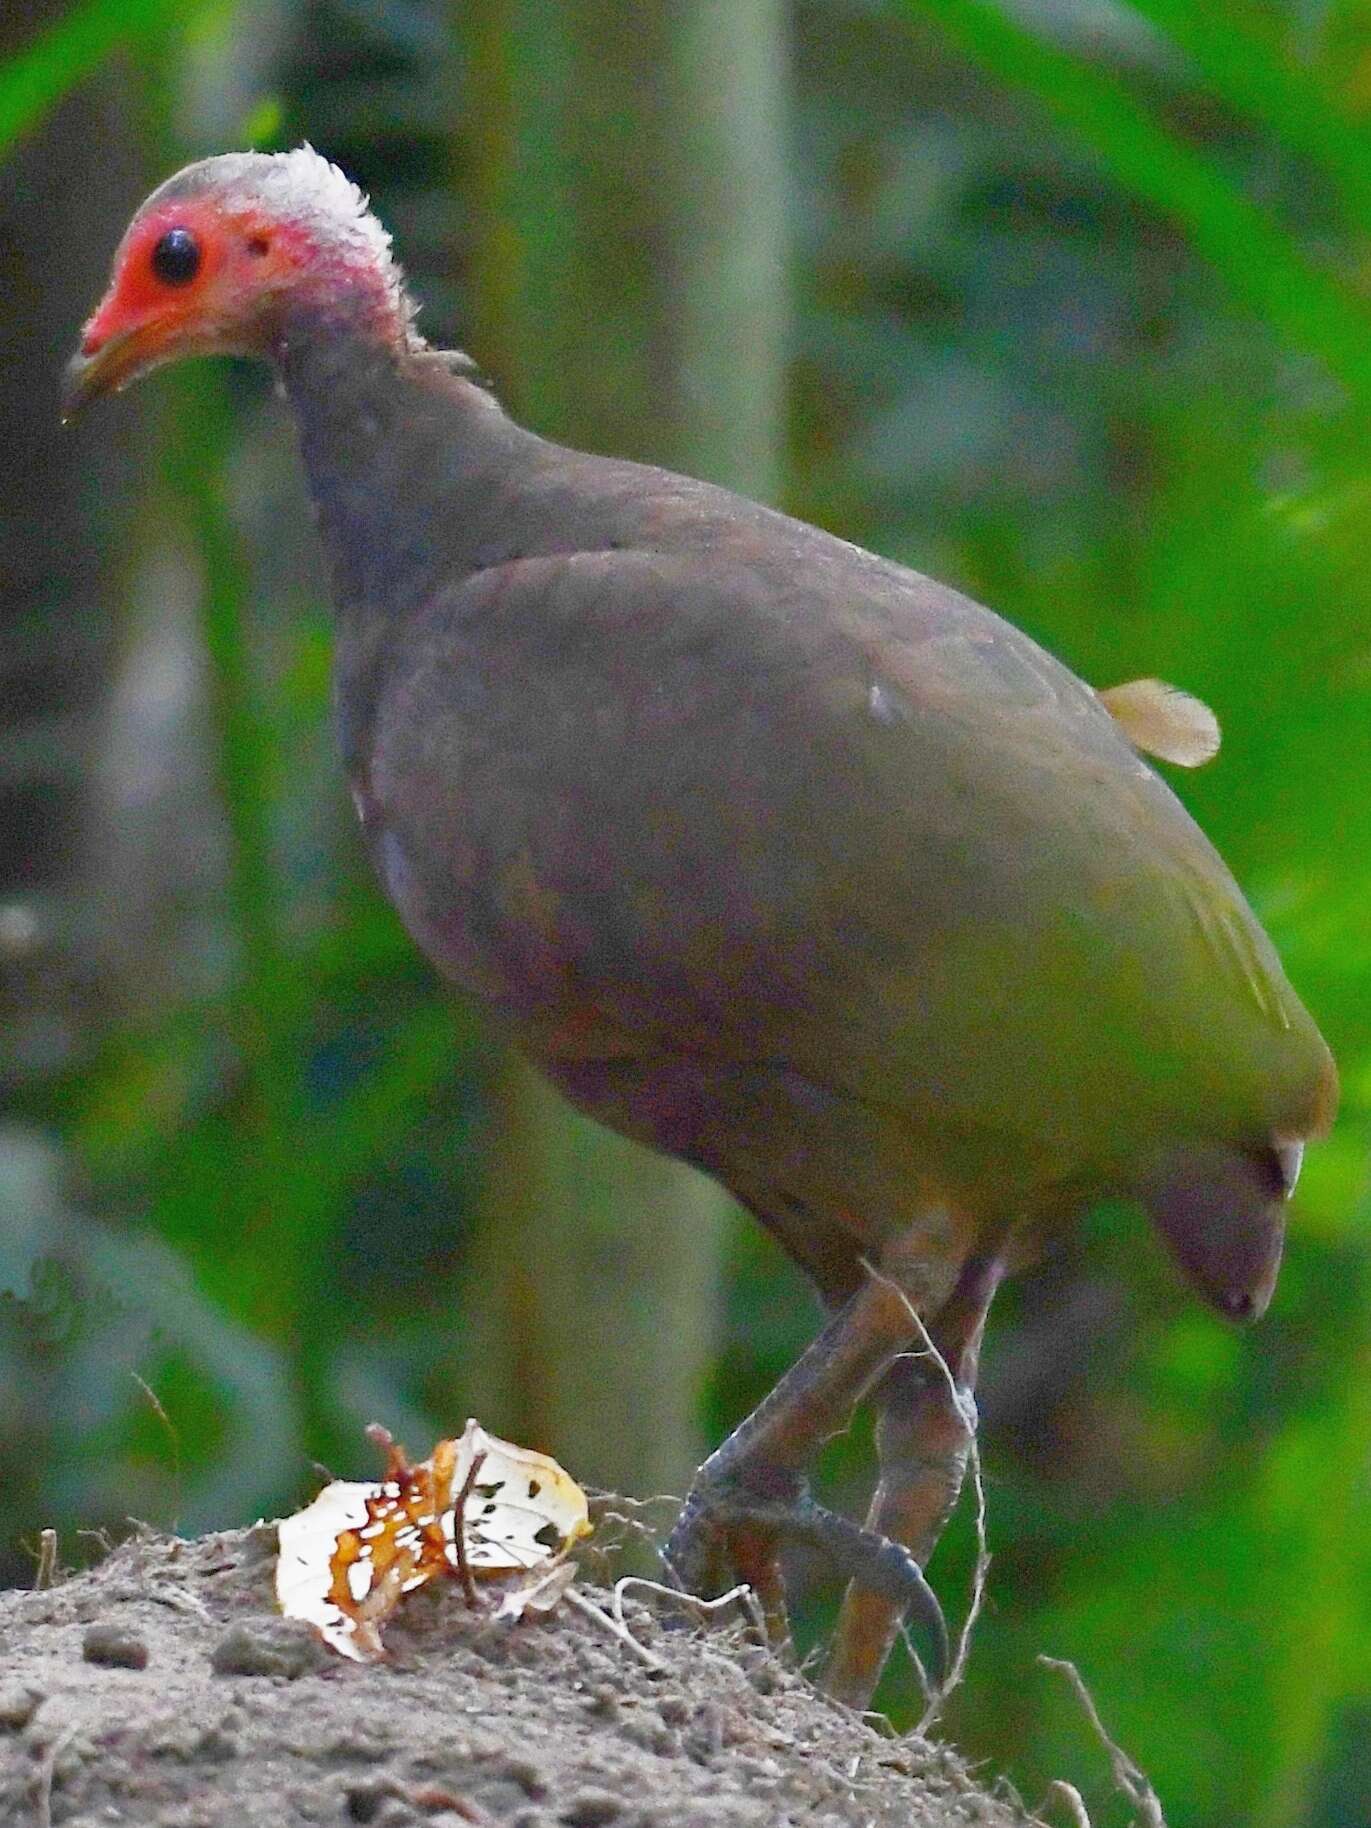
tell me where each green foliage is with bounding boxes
[0,0,218,156]
[899,0,1371,402]
[3,1,1370,1824]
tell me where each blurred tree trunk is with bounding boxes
[0,6,154,1584]
[0,3,149,1089]
[453,0,791,1495]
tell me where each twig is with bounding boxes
[562,1586,666,1671]
[451,1449,488,1607]
[857,1259,991,1731]
[364,1421,400,1462]
[34,1529,58,1591]
[1039,1656,1167,1828]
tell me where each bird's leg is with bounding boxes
[664,1249,952,1674]
[823,1252,1006,1710]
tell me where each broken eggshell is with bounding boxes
[275,1419,590,1661]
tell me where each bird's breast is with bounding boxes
[367,810,589,1022]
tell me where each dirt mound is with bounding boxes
[0,1525,1031,1827]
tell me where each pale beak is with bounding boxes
[61,323,165,420]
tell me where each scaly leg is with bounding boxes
[664,1241,958,1677]
[823,1252,1006,1709]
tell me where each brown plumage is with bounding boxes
[68,150,1337,1705]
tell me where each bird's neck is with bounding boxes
[276,322,540,782]
[276,324,532,625]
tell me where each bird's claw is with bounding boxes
[663,1470,949,1684]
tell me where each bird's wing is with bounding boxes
[364,530,1325,1172]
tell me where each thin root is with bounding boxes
[858,1258,992,1732]
[581,1491,680,1572]
[562,1585,667,1672]
[612,1573,768,1644]
[129,1370,183,1533]
[1039,1655,1167,1828]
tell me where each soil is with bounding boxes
[0,1523,1034,1828]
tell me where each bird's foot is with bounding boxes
[663,1466,949,1684]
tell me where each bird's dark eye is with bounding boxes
[150,227,201,286]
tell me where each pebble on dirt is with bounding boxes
[82,1622,150,1669]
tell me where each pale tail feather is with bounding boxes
[1099,677,1220,768]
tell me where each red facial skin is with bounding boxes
[66,194,397,413]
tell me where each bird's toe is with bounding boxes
[663,1470,947,1685]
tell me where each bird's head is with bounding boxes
[64,147,414,416]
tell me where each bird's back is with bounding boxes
[290,343,1334,1244]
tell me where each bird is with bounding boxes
[66,147,1337,1708]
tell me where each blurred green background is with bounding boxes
[3,0,1370,1821]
